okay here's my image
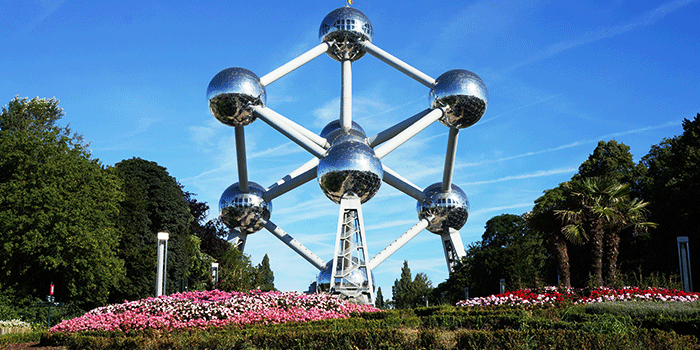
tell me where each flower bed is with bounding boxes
[456,286,700,307]
[50,290,379,333]
[0,319,32,335]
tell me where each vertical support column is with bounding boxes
[235,125,249,193]
[440,228,467,274]
[330,195,375,305]
[442,127,459,193]
[156,232,169,296]
[227,228,248,252]
[678,236,693,292]
[340,59,352,130]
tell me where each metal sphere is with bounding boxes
[219,182,271,234]
[317,257,374,304]
[207,67,266,127]
[430,69,488,129]
[320,120,367,146]
[417,183,470,234]
[319,7,373,62]
[317,140,383,204]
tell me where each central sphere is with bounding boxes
[207,67,266,127]
[319,7,373,62]
[219,182,271,234]
[318,141,383,204]
[317,121,382,204]
[417,183,470,234]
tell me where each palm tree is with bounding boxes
[555,177,655,286]
[530,185,572,287]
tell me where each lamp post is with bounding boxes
[156,232,169,296]
[211,262,220,285]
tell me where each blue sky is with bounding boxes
[2,0,699,296]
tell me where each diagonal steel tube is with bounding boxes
[264,220,326,270]
[382,164,425,201]
[264,157,319,201]
[373,108,444,159]
[368,108,432,147]
[252,106,327,158]
[368,218,430,270]
[362,41,436,88]
[259,42,331,86]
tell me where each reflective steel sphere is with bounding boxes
[320,120,367,145]
[319,7,373,62]
[317,138,383,204]
[430,69,488,129]
[417,183,470,234]
[207,67,266,127]
[219,182,271,234]
[317,257,374,304]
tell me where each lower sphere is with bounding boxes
[219,182,271,234]
[417,183,470,234]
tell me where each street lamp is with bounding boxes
[156,232,169,296]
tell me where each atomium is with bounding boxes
[417,183,470,234]
[319,7,373,62]
[219,182,271,234]
[206,5,489,305]
[430,69,488,129]
[207,67,266,127]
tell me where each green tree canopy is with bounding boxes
[254,254,275,292]
[0,97,124,309]
[392,261,433,308]
[113,158,193,301]
[639,114,700,289]
[574,140,643,187]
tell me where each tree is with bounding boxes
[375,287,386,309]
[556,177,654,286]
[392,261,433,308]
[0,97,125,309]
[254,254,275,291]
[113,158,193,300]
[530,184,573,287]
[214,245,256,292]
[433,257,472,304]
[574,140,643,188]
[465,214,546,296]
[639,114,700,289]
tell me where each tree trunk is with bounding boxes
[551,233,571,288]
[604,230,621,284]
[589,223,604,287]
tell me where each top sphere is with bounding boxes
[430,69,488,129]
[319,7,373,62]
[207,67,266,127]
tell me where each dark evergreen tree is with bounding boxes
[0,97,124,309]
[254,254,275,291]
[113,158,193,300]
[391,261,433,308]
[375,287,385,309]
[574,140,643,188]
[640,114,700,289]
